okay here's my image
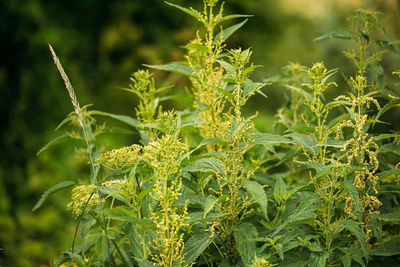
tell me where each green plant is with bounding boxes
[35,2,400,267]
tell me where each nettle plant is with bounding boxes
[35,1,400,266]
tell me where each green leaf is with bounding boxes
[373,133,399,141]
[184,42,208,52]
[375,97,400,121]
[144,63,197,78]
[103,209,156,229]
[90,110,140,128]
[274,177,287,204]
[295,161,326,173]
[124,224,145,259]
[324,99,352,110]
[216,14,253,25]
[314,31,352,42]
[233,223,258,266]
[165,1,201,21]
[341,255,351,267]
[183,231,213,265]
[378,211,400,223]
[243,180,268,218]
[253,133,294,146]
[159,94,194,103]
[182,137,227,159]
[36,133,71,155]
[183,157,225,175]
[32,181,75,211]
[284,84,314,102]
[55,116,73,131]
[370,242,400,256]
[243,79,266,97]
[204,195,218,218]
[274,195,318,235]
[342,180,362,220]
[214,19,248,43]
[309,251,329,267]
[375,39,399,54]
[342,220,368,258]
[138,186,155,201]
[80,215,95,242]
[370,62,384,89]
[135,258,160,267]
[216,59,235,73]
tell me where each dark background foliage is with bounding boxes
[1,0,399,265]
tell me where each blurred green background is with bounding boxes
[1,0,399,265]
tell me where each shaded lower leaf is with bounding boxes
[309,250,329,267]
[233,223,258,266]
[342,220,368,258]
[184,231,213,265]
[124,224,145,259]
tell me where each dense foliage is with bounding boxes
[18,0,400,266]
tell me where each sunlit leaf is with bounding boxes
[214,19,248,43]
[314,31,352,42]
[244,180,268,218]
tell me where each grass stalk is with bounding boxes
[49,44,112,266]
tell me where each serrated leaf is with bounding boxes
[309,251,329,267]
[375,39,399,54]
[295,161,326,173]
[103,209,156,228]
[80,215,96,242]
[373,133,399,141]
[184,231,213,265]
[273,195,318,235]
[342,180,362,220]
[138,186,155,200]
[135,258,160,267]
[284,84,314,102]
[216,59,234,73]
[183,157,225,175]
[216,14,253,25]
[144,63,197,78]
[55,116,73,131]
[243,79,266,97]
[370,62,384,89]
[184,42,208,52]
[90,110,140,128]
[37,133,71,155]
[285,124,315,134]
[253,133,293,146]
[243,180,268,218]
[342,255,351,267]
[343,220,368,258]
[214,19,248,43]
[32,181,75,211]
[204,195,218,218]
[378,211,400,223]
[274,177,287,204]
[165,1,201,21]
[159,94,194,102]
[125,224,145,259]
[375,98,400,121]
[370,242,400,256]
[314,31,352,42]
[233,223,258,266]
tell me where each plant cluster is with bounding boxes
[36,2,400,266]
